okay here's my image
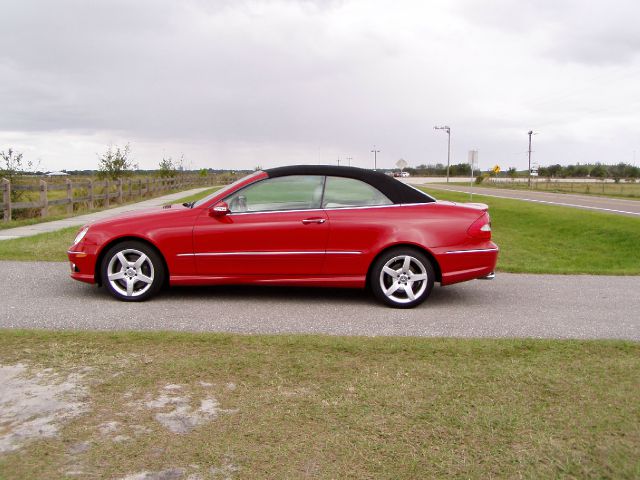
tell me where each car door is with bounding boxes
[193,175,329,275]
[321,176,395,275]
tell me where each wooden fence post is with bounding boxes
[2,178,10,222]
[128,179,132,200]
[146,178,150,197]
[105,180,110,208]
[66,179,73,214]
[40,179,48,218]
[88,180,94,209]
[138,179,142,199]
[117,179,123,204]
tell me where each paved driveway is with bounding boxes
[1,261,638,340]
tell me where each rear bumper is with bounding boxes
[435,243,499,286]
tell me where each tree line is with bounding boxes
[404,162,640,181]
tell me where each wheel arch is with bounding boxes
[365,243,442,288]
[94,235,169,287]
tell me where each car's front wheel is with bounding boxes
[100,240,165,302]
[370,247,435,308]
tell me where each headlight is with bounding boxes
[73,226,89,245]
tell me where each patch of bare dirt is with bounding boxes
[0,363,88,453]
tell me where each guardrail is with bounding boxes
[0,175,218,222]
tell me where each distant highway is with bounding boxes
[408,182,640,217]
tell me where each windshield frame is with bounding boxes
[192,171,266,208]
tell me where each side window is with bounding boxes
[322,177,392,208]
[225,175,325,213]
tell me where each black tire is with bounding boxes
[100,240,165,302]
[370,247,435,308]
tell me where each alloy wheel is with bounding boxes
[378,254,429,304]
[106,248,155,298]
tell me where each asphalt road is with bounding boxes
[1,261,638,340]
[414,183,640,217]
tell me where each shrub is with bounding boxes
[97,144,136,180]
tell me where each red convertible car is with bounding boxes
[68,165,498,308]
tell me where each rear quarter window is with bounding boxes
[322,176,392,208]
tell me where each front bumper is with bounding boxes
[67,248,98,284]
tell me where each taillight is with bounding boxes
[468,212,491,240]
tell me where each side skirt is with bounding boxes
[169,274,366,289]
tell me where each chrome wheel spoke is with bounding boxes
[116,252,130,267]
[133,254,148,269]
[402,256,411,271]
[404,284,416,300]
[137,273,153,284]
[382,266,399,278]
[385,282,401,296]
[108,270,125,281]
[126,278,134,296]
[411,273,428,281]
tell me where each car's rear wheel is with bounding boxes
[100,241,165,302]
[370,247,435,308]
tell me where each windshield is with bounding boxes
[192,171,263,208]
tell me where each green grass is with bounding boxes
[0,226,77,261]
[421,187,640,275]
[0,331,638,479]
[457,179,640,200]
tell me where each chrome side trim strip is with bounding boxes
[222,202,438,216]
[444,248,499,255]
[228,208,325,216]
[177,250,362,257]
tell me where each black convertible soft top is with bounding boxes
[264,165,434,204]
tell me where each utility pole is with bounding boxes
[434,126,451,182]
[528,130,533,188]
[337,157,340,166]
[370,146,380,170]
[346,156,353,167]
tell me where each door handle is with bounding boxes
[302,218,326,224]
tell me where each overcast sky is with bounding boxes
[1,0,639,171]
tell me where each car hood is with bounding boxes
[86,204,194,228]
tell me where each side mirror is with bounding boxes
[209,201,230,217]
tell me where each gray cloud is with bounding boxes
[1,0,639,170]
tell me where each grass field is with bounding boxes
[1,187,639,275]
[420,187,640,275]
[0,331,638,479]
[470,179,640,200]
